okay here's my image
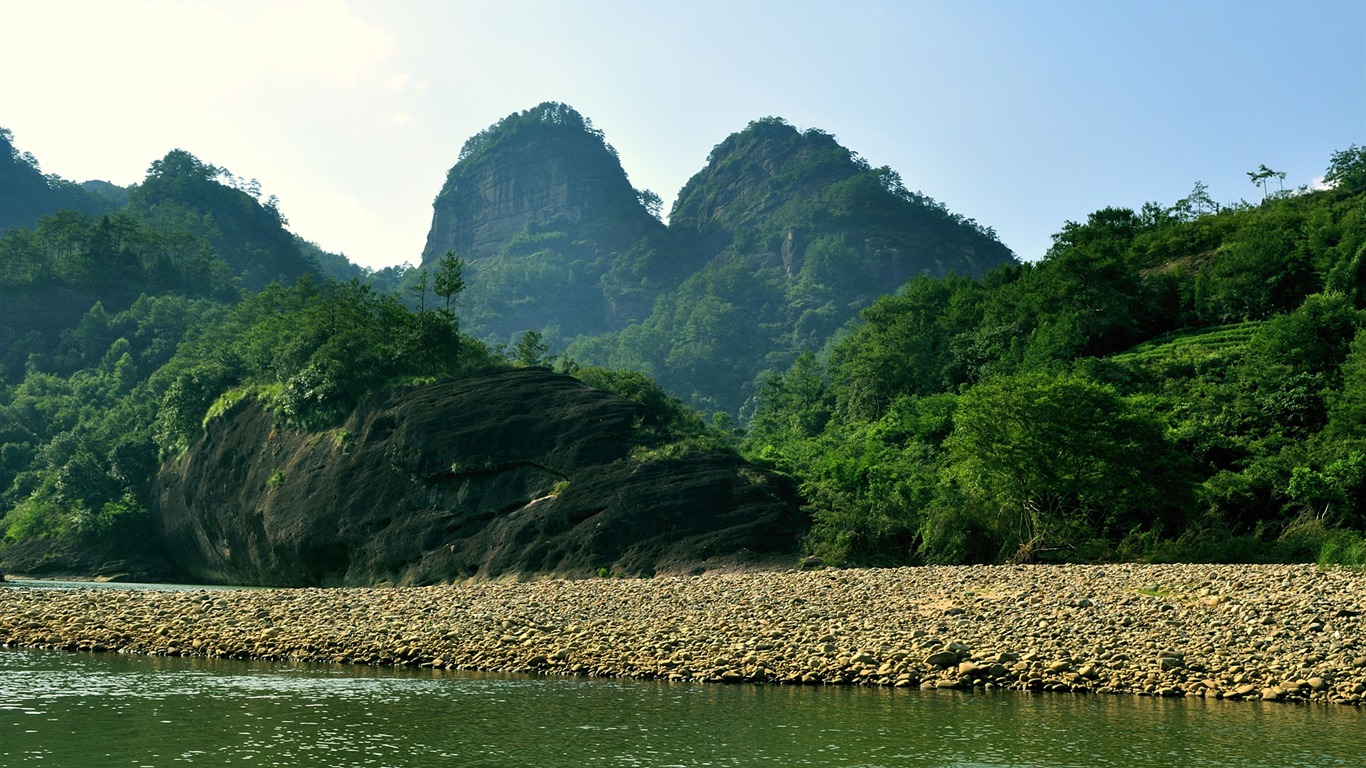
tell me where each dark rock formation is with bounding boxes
[154,368,805,586]
[0,534,182,583]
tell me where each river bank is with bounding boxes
[2,563,1362,705]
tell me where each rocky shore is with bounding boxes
[2,563,1363,705]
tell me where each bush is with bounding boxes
[1318,529,1366,569]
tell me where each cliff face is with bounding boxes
[420,104,679,342]
[154,368,804,586]
[422,113,656,265]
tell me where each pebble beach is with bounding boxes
[2,563,1363,705]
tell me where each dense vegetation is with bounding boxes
[3,119,1363,574]
[0,132,489,564]
[0,128,723,569]
[742,147,1366,566]
[0,277,485,547]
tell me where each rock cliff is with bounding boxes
[420,103,683,342]
[422,105,660,265]
[154,367,804,586]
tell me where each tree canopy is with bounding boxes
[742,153,1366,566]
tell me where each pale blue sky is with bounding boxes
[2,0,1363,269]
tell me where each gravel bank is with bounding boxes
[2,563,1363,705]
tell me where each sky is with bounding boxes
[2,0,1363,270]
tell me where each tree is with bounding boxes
[433,251,465,316]
[1171,181,1220,220]
[1248,164,1286,202]
[511,330,550,367]
[1330,328,1366,441]
[745,351,832,458]
[946,371,1192,559]
[1324,144,1366,194]
[407,268,429,312]
[636,188,663,219]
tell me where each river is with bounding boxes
[2,645,1360,767]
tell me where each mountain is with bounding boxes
[669,116,1007,282]
[422,103,689,342]
[0,141,331,379]
[419,105,1017,413]
[127,149,319,292]
[1,127,113,232]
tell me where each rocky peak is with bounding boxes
[420,102,662,266]
[669,117,856,245]
[670,116,1013,281]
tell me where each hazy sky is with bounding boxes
[2,0,1363,270]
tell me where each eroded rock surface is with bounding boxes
[155,368,804,586]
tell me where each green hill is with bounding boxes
[742,149,1366,567]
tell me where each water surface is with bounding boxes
[1,648,1359,767]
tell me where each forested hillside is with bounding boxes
[0,131,395,573]
[0,126,779,579]
[742,146,1366,566]
[0,128,114,233]
[421,104,1018,414]
[3,119,1362,576]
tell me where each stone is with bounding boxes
[849,650,876,666]
[1158,656,1185,671]
[924,650,960,668]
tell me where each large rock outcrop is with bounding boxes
[420,103,684,341]
[155,368,805,586]
[421,103,661,266]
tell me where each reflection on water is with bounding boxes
[1,648,1360,767]
[3,578,252,592]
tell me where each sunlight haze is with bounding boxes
[2,0,1362,269]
